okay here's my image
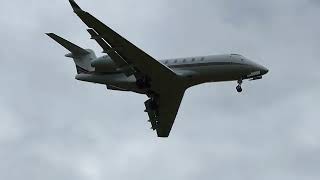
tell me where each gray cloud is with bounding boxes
[0,0,319,179]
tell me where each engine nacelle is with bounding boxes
[91,55,117,72]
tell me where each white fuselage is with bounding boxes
[76,54,268,93]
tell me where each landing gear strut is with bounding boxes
[236,79,243,93]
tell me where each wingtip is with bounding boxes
[69,0,82,12]
[46,33,55,37]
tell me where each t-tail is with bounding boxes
[46,33,96,74]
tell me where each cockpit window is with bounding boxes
[230,54,246,61]
[230,54,244,57]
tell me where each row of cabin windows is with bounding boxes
[165,57,205,64]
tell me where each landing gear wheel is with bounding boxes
[236,85,242,93]
[236,79,243,93]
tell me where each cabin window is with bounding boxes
[201,57,205,61]
[174,59,178,63]
[183,59,186,63]
[192,58,195,62]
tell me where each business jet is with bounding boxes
[47,0,269,137]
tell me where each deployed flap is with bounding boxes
[46,33,89,55]
[68,0,177,92]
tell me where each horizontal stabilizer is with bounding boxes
[46,33,89,55]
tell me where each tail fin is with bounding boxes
[46,33,96,74]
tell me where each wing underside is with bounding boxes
[145,89,185,137]
[67,0,185,137]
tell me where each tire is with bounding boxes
[236,85,242,93]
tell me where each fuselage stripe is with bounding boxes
[167,62,245,69]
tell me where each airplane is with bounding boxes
[47,0,269,137]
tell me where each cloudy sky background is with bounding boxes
[0,0,320,179]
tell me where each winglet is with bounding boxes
[69,0,82,12]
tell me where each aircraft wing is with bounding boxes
[68,0,185,137]
[68,0,177,91]
[146,88,185,137]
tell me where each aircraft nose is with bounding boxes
[260,66,269,75]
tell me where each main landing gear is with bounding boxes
[144,94,159,130]
[236,79,243,93]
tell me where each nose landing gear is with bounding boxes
[236,79,243,93]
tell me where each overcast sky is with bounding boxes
[0,0,320,179]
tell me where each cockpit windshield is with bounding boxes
[230,54,247,63]
[230,54,244,58]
